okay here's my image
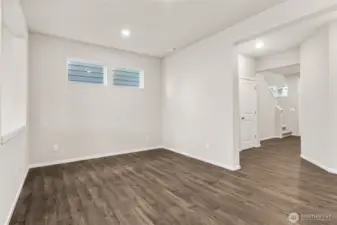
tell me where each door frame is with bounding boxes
[238,76,260,151]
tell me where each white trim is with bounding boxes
[239,76,257,81]
[260,136,281,141]
[165,147,241,171]
[0,126,26,146]
[301,154,337,174]
[5,167,29,225]
[29,146,163,168]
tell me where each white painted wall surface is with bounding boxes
[238,54,256,78]
[0,131,28,225]
[1,0,28,137]
[263,72,286,86]
[328,21,337,171]
[285,74,300,135]
[0,1,29,225]
[0,27,28,136]
[29,33,162,165]
[300,25,330,168]
[256,73,278,140]
[163,0,337,170]
[256,48,300,72]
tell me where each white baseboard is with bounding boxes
[165,147,241,171]
[301,154,337,174]
[29,146,163,169]
[5,166,29,225]
[260,136,281,141]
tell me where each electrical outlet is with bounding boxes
[53,144,59,151]
[205,143,210,149]
[146,135,150,141]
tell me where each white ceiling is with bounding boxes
[21,0,286,57]
[238,10,337,58]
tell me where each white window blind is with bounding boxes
[67,61,104,84]
[112,68,142,88]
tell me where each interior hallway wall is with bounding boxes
[238,54,256,78]
[300,24,331,170]
[285,74,300,136]
[0,1,29,225]
[256,73,278,140]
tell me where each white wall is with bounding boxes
[256,48,300,72]
[329,21,337,171]
[300,21,337,172]
[285,74,300,135]
[300,25,330,169]
[0,131,28,225]
[163,0,337,170]
[263,72,286,86]
[238,54,256,78]
[0,1,29,225]
[1,0,28,137]
[256,73,278,140]
[0,26,28,136]
[29,33,162,165]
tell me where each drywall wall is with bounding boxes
[300,25,330,169]
[256,48,300,72]
[328,21,337,172]
[1,0,28,137]
[29,33,162,165]
[238,54,256,78]
[163,0,337,170]
[300,21,337,173]
[263,72,286,86]
[256,73,278,140]
[0,131,28,225]
[285,74,300,136]
[0,1,29,225]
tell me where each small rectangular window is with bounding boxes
[112,68,142,88]
[68,60,104,84]
[269,85,288,98]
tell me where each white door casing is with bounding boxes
[239,78,258,151]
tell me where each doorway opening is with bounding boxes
[235,9,337,169]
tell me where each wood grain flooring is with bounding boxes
[10,137,337,225]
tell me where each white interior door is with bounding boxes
[239,78,258,151]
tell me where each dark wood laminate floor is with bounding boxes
[10,137,337,225]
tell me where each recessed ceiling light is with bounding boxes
[121,29,131,38]
[255,41,264,49]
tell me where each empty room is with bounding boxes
[1,0,337,225]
